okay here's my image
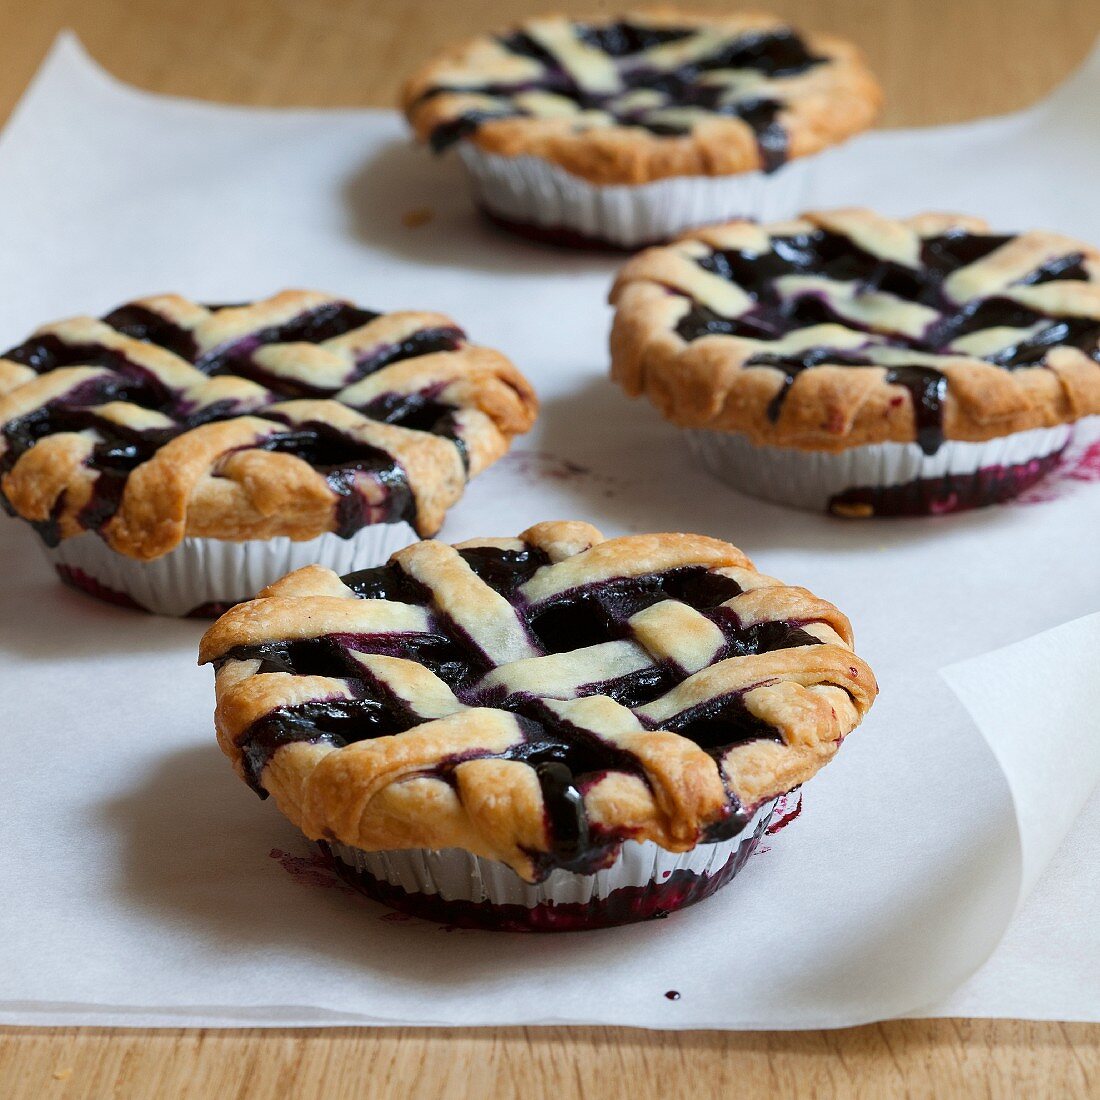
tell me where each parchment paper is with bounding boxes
[0,35,1097,1028]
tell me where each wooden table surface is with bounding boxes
[1,1,1098,1096]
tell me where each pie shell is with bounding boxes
[609,210,1100,450]
[402,8,882,186]
[201,521,878,881]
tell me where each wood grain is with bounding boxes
[0,1021,1098,1098]
[0,0,1098,1096]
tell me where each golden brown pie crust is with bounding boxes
[201,522,878,881]
[610,210,1100,451]
[402,8,882,186]
[0,291,538,559]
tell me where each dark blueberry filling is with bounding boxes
[353,325,465,376]
[228,548,821,873]
[458,545,551,594]
[1,300,476,544]
[0,338,179,409]
[527,566,743,654]
[196,302,380,376]
[732,99,787,173]
[1,376,203,534]
[101,304,198,360]
[428,111,513,153]
[932,295,1047,343]
[27,497,65,547]
[527,592,622,653]
[673,304,779,342]
[341,562,423,602]
[425,23,823,170]
[325,468,397,539]
[574,21,695,58]
[688,27,823,78]
[243,325,467,398]
[223,637,362,677]
[4,334,129,376]
[534,761,589,864]
[238,697,415,792]
[504,703,663,872]
[752,350,949,456]
[495,29,563,68]
[594,664,678,709]
[673,229,1100,454]
[196,315,464,398]
[983,316,1100,369]
[1020,252,1089,285]
[660,565,744,608]
[357,391,455,434]
[715,619,820,658]
[223,628,480,690]
[236,418,418,538]
[661,692,784,752]
[919,231,1014,273]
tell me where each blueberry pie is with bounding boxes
[402,9,880,247]
[0,291,537,614]
[611,209,1100,515]
[200,521,877,931]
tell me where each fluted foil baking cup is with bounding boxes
[42,521,418,617]
[328,796,778,922]
[687,425,1074,516]
[458,145,814,248]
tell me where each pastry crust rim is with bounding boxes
[608,209,1100,451]
[0,290,539,560]
[201,522,879,881]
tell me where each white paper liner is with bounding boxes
[330,796,779,911]
[686,424,1074,514]
[41,521,417,616]
[458,144,814,248]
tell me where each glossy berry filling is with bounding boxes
[674,229,1100,455]
[224,546,826,876]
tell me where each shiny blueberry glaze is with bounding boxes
[100,303,202,360]
[238,697,414,792]
[675,229,1100,454]
[228,547,824,875]
[251,418,414,538]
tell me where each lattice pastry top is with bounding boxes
[0,291,537,559]
[200,521,877,882]
[402,8,881,184]
[610,210,1100,453]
